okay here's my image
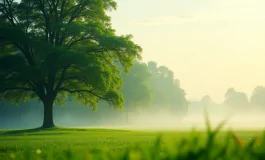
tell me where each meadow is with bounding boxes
[1,122,265,160]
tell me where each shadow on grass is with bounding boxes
[57,128,131,132]
[0,127,131,136]
[0,127,64,136]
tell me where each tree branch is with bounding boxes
[1,0,19,27]
[59,88,109,101]
[68,65,85,71]
[67,35,94,48]
[62,76,90,86]
[54,64,71,92]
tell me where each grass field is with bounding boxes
[0,126,265,160]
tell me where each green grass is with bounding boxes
[0,127,264,160]
[1,112,265,160]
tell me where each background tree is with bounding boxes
[250,86,265,108]
[167,71,188,116]
[201,95,214,107]
[147,61,158,75]
[147,63,168,108]
[147,61,188,115]
[120,60,152,123]
[223,88,249,109]
[0,0,141,128]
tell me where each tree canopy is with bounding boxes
[223,88,249,108]
[0,0,142,128]
[120,60,152,112]
[250,86,265,108]
[147,61,188,115]
[201,95,214,107]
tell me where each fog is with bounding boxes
[1,101,265,131]
[72,106,265,131]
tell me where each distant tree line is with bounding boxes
[192,86,265,110]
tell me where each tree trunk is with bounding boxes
[41,99,55,129]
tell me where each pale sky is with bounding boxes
[107,0,265,103]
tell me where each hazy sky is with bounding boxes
[107,0,265,103]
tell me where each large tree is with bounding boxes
[0,0,142,128]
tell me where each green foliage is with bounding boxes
[0,0,142,112]
[201,95,214,107]
[147,61,188,114]
[250,86,265,108]
[120,60,152,112]
[224,88,249,108]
